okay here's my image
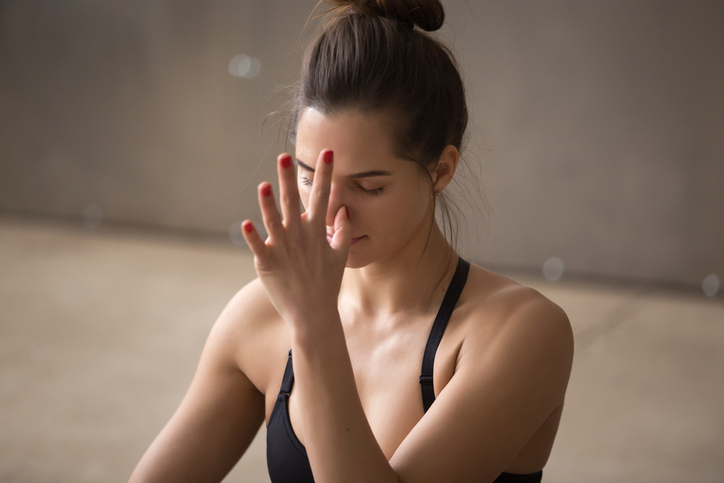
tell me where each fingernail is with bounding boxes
[242,221,253,233]
[262,184,272,197]
[345,206,350,220]
[324,150,333,164]
[280,154,292,169]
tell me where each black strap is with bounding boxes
[420,257,470,412]
[279,349,294,396]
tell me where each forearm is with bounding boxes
[290,312,399,483]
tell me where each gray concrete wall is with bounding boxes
[448,0,724,288]
[0,1,265,234]
[1,0,722,287]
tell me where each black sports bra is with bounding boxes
[266,258,543,482]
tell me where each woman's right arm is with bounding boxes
[129,283,268,483]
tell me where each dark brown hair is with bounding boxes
[290,0,469,245]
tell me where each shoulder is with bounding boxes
[209,277,289,392]
[389,263,573,480]
[462,263,572,341]
[457,264,574,400]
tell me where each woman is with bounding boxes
[130,1,573,482]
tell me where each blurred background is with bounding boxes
[1,1,723,482]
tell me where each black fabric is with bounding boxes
[494,471,543,482]
[266,351,315,483]
[420,257,470,411]
[266,257,543,483]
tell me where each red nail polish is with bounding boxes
[280,155,292,169]
[324,150,333,164]
[242,221,253,233]
[262,184,272,197]
[345,206,350,220]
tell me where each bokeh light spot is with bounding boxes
[228,54,261,79]
[702,274,720,297]
[229,221,246,247]
[543,257,565,281]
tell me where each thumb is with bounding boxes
[329,206,352,255]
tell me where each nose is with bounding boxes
[325,179,345,229]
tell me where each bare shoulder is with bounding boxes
[210,277,288,394]
[390,265,573,479]
[463,264,572,338]
[458,264,574,401]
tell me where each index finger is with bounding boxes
[307,149,334,227]
[277,153,301,232]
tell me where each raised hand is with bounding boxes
[241,150,352,329]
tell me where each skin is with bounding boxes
[130,108,574,483]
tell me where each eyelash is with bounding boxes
[299,176,384,196]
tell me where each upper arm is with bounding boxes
[130,283,268,483]
[390,293,573,482]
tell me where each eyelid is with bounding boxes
[295,160,314,172]
[357,183,384,195]
[299,175,384,194]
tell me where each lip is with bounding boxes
[327,234,366,245]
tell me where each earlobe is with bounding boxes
[432,145,460,194]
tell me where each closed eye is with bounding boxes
[357,185,384,196]
[299,176,384,196]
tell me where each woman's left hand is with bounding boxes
[241,150,352,329]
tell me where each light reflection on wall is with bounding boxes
[543,256,565,282]
[228,54,261,79]
[229,221,245,247]
[702,274,720,297]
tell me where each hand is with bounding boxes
[241,150,352,328]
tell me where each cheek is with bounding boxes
[366,193,426,231]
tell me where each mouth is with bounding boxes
[327,234,366,246]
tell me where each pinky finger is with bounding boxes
[241,220,267,258]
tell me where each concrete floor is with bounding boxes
[1,216,723,482]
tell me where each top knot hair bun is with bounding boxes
[326,0,445,32]
[294,0,467,244]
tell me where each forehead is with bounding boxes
[295,108,402,169]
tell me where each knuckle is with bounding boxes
[315,186,330,198]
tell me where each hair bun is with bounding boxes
[327,0,445,32]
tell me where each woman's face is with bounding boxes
[295,108,433,268]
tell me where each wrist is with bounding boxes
[288,308,344,352]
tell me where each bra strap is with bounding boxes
[420,257,470,412]
[279,349,294,396]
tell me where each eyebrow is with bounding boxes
[295,158,392,179]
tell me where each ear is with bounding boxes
[431,145,460,194]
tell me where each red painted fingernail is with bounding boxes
[324,150,333,164]
[262,184,272,197]
[242,221,253,233]
[280,154,292,169]
[345,206,350,220]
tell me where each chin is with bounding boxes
[343,240,400,270]
[343,245,376,270]
[344,255,368,270]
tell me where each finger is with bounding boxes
[329,205,352,255]
[241,220,267,259]
[258,182,284,243]
[308,149,333,229]
[277,153,301,232]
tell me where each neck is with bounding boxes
[339,223,457,321]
